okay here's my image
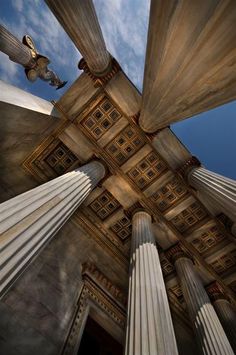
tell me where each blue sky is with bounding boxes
[0,0,235,179]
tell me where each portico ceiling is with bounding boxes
[0,0,235,337]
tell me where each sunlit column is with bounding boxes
[0,161,105,297]
[166,244,234,355]
[45,0,111,75]
[125,211,178,355]
[0,24,33,66]
[206,282,236,353]
[178,157,236,236]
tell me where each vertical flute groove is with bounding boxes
[213,299,236,353]
[188,167,236,223]
[175,257,234,355]
[125,211,178,355]
[45,0,110,74]
[0,161,105,297]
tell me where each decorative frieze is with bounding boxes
[82,262,127,307]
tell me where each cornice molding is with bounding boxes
[82,262,127,308]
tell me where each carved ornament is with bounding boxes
[124,202,145,220]
[82,262,127,307]
[177,156,201,179]
[206,281,228,302]
[165,243,189,264]
[78,57,121,87]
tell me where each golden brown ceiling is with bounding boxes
[22,81,236,321]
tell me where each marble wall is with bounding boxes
[0,214,128,355]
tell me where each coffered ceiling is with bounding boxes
[18,71,236,324]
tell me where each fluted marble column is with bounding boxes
[0,25,33,66]
[125,211,178,355]
[188,167,236,221]
[207,282,236,353]
[167,245,234,355]
[45,0,111,75]
[179,157,236,236]
[0,161,105,297]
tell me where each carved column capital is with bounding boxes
[124,202,145,220]
[130,112,140,124]
[78,56,121,87]
[165,243,189,264]
[206,282,228,302]
[84,155,111,187]
[217,213,234,232]
[177,156,201,179]
[145,128,168,141]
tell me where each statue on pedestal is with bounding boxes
[0,25,67,90]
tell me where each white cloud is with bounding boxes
[0,0,150,97]
[0,0,82,99]
[0,52,20,85]
[94,0,150,90]
[12,0,24,12]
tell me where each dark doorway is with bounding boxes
[78,316,123,355]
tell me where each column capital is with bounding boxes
[84,155,111,186]
[206,281,228,302]
[124,202,147,220]
[217,213,234,232]
[177,156,201,179]
[78,56,120,87]
[145,127,169,141]
[131,111,168,139]
[165,243,190,264]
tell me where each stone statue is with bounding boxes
[0,25,67,90]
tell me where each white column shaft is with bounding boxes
[0,25,32,66]
[175,257,234,355]
[0,161,105,296]
[125,211,178,355]
[45,0,110,74]
[213,299,236,353]
[188,167,236,223]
